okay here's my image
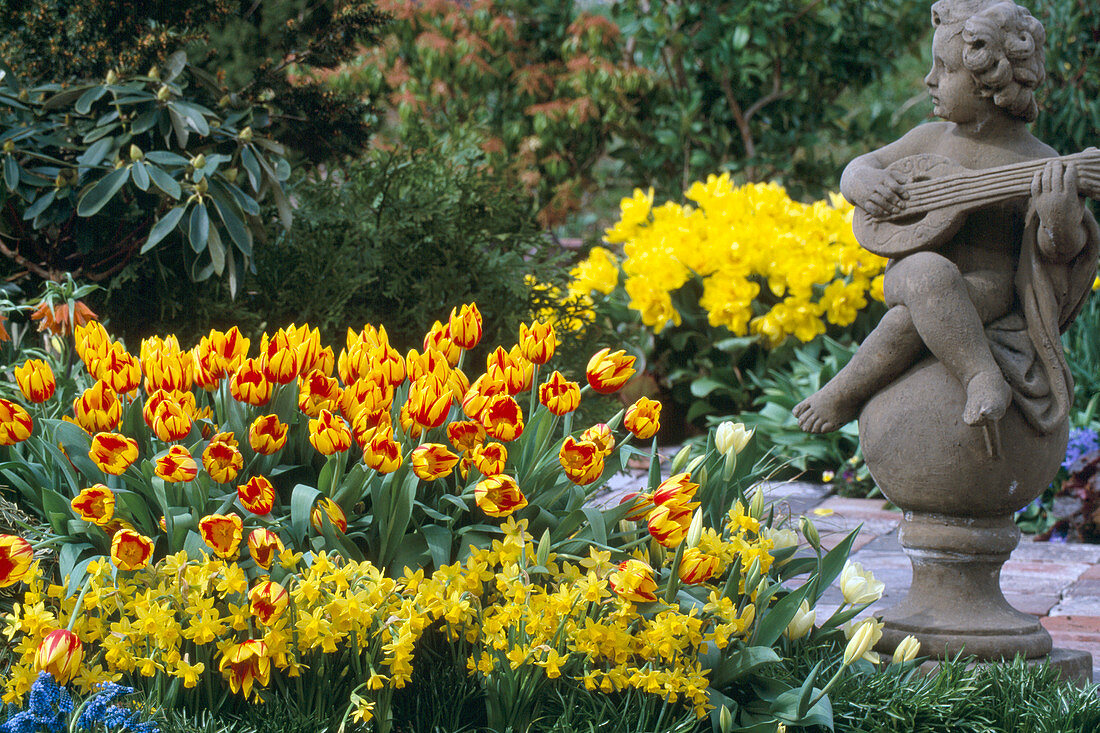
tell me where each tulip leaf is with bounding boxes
[812,527,860,603]
[421,524,453,568]
[62,547,97,597]
[291,484,322,544]
[53,419,99,479]
[751,583,813,648]
[379,472,415,566]
[77,167,129,216]
[580,506,608,546]
[142,205,186,253]
[188,202,209,253]
[708,645,781,688]
[439,494,469,515]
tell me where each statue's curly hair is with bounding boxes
[932,0,1046,122]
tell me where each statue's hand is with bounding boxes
[1031,159,1086,232]
[848,167,909,220]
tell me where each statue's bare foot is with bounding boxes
[793,386,860,434]
[962,370,1011,426]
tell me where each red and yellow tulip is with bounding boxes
[0,398,33,446]
[249,414,288,455]
[475,474,528,517]
[110,528,155,571]
[585,348,636,394]
[14,359,56,403]
[89,432,139,475]
[311,497,347,533]
[249,580,289,625]
[624,397,662,440]
[411,443,460,481]
[238,476,275,515]
[0,535,34,587]
[609,559,658,604]
[71,484,115,526]
[308,409,352,455]
[156,445,198,483]
[34,629,83,684]
[247,528,284,569]
[538,371,580,415]
[199,513,243,558]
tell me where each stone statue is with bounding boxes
[794,0,1098,671]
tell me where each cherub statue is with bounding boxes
[794,0,1098,437]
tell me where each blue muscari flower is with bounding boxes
[1062,427,1100,471]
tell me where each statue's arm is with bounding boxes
[1031,158,1089,264]
[840,123,945,218]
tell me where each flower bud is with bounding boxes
[106,70,118,85]
[219,94,231,107]
[148,66,160,81]
[3,140,14,153]
[843,618,884,666]
[535,528,551,567]
[749,487,765,519]
[719,706,733,733]
[743,556,761,594]
[892,635,921,664]
[129,144,143,162]
[785,600,816,640]
[686,455,707,475]
[224,167,238,184]
[800,515,821,551]
[669,443,692,474]
[195,177,208,195]
[239,126,253,143]
[156,84,171,101]
[684,510,703,548]
[191,154,206,170]
[715,421,754,457]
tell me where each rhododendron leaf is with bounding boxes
[131,160,150,191]
[188,203,209,253]
[141,206,185,253]
[77,167,128,216]
[146,164,181,199]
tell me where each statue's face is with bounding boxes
[924,26,996,125]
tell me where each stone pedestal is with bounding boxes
[858,358,1068,661]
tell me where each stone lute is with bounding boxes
[852,148,1100,257]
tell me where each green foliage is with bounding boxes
[240,138,575,354]
[196,0,388,163]
[1032,0,1100,159]
[830,655,1100,733]
[739,337,864,475]
[329,0,651,226]
[0,59,288,290]
[1063,292,1100,417]
[608,0,928,198]
[0,0,228,82]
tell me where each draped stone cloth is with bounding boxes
[986,207,1099,434]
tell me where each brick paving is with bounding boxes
[593,469,1100,680]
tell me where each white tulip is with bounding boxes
[839,560,885,605]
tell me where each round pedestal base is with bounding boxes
[873,512,1052,660]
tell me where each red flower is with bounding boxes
[0,535,34,587]
[585,348,636,394]
[0,398,34,445]
[199,513,243,558]
[238,476,276,515]
[35,629,83,684]
[480,394,524,441]
[89,432,139,475]
[156,445,198,483]
[475,474,528,518]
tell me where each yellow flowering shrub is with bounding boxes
[570,175,887,347]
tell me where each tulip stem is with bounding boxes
[662,542,686,604]
[65,575,95,632]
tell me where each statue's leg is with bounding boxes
[794,305,924,433]
[883,252,1011,426]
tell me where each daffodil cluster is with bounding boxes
[2,511,782,720]
[569,175,888,346]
